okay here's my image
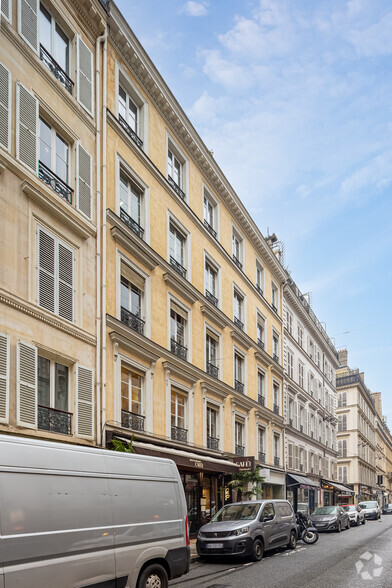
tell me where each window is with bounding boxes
[170,306,187,360]
[37,356,71,434]
[257,370,265,405]
[171,389,187,442]
[272,332,279,362]
[233,289,244,330]
[255,261,264,295]
[298,324,304,347]
[37,227,74,322]
[232,227,243,269]
[203,189,217,238]
[273,382,280,414]
[274,434,280,465]
[288,398,294,426]
[286,311,293,335]
[205,260,218,306]
[338,466,348,484]
[120,264,145,334]
[271,282,279,313]
[119,171,144,238]
[256,314,265,349]
[119,85,138,134]
[234,352,244,393]
[338,392,347,407]
[338,414,347,432]
[39,4,72,93]
[167,137,187,200]
[121,365,144,431]
[287,349,293,379]
[298,361,304,388]
[38,117,72,201]
[169,222,186,278]
[116,67,147,149]
[308,338,314,360]
[235,420,244,455]
[207,406,218,449]
[258,428,265,461]
[168,149,182,188]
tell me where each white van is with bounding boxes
[0,435,190,588]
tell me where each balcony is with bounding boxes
[206,362,219,378]
[232,254,242,269]
[38,405,72,435]
[273,404,279,415]
[120,207,144,239]
[233,316,244,331]
[235,444,245,456]
[205,289,218,307]
[258,394,265,406]
[40,44,73,94]
[121,409,145,432]
[256,284,263,296]
[207,436,219,450]
[118,114,143,149]
[203,219,217,238]
[274,457,280,466]
[171,338,188,361]
[257,338,264,350]
[171,425,188,443]
[168,175,186,201]
[170,256,187,278]
[258,451,265,462]
[235,380,244,394]
[121,306,144,335]
[38,161,73,203]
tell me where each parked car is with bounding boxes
[358,500,382,520]
[0,434,190,588]
[342,504,366,526]
[310,505,350,532]
[197,500,297,561]
[382,503,392,515]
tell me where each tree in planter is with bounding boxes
[229,469,265,501]
[110,437,135,453]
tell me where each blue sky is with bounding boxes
[117,0,392,425]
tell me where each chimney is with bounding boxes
[338,349,348,367]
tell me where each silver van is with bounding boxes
[0,435,190,588]
[196,499,297,561]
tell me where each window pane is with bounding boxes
[39,118,52,169]
[55,134,68,183]
[39,5,52,51]
[131,373,142,414]
[54,23,69,73]
[130,286,141,316]
[119,86,127,119]
[38,356,50,407]
[119,173,129,213]
[54,363,68,411]
[121,367,130,411]
[121,277,129,311]
[128,98,137,132]
[130,186,141,223]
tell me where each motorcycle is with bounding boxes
[296,511,319,544]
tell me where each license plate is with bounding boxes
[206,543,224,549]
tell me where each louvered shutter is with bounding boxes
[294,446,299,471]
[76,365,94,438]
[18,0,38,52]
[0,62,11,151]
[288,444,293,470]
[17,341,37,428]
[77,36,93,115]
[0,333,10,423]
[77,143,92,218]
[58,243,73,321]
[38,228,55,313]
[16,83,37,171]
[1,0,12,22]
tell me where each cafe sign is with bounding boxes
[232,456,255,471]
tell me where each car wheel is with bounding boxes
[137,564,168,588]
[251,538,264,562]
[287,530,297,550]
[336,521,342,533]
[362,518,366,525]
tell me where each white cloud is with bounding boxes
[348,12,392,55]
[180,1,208,17]
[340,150,392,199]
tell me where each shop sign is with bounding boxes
[258,468,271,482]
[189,459,204,469]
[232,456,255,471]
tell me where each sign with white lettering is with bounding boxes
[232,456,255,471]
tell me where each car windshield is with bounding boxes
[212,503,261,522]
[343,505,356,512]
[358,502,377,509]
[312,507,337,515]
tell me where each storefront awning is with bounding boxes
[287,473,320,489]
[322,479,355,495]
[118,438,240,474]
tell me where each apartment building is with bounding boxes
[336,350,377,501]
[372,392,392,507]
[0,0,108,444]
[282,279,343,512]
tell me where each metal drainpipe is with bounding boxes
[95,27,108,447]
[101,32,108,447]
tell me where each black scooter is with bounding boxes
[296,511,319,544]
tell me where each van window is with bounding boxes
[212,503,261,522]
[261,503,275,519]
[277,503,293,517]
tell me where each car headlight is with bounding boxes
[233,527,249,536]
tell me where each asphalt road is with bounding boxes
[170,515,392,588]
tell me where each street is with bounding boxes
[171,516,392,588]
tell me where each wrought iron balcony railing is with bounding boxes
[273,404,279,414]
[120,207,144,239]
[118,114,143,148]
[203,219,217,238]
[207,436,219,450]
[38,161,73,203]
[258,451,265,462]
[274,456,280,466]
[171,425,188,443]
[257,338,264,350]
[206,362,219,378]
[234,316,244,330]
[40,44,74,94]
[258,394,265,406]
[232,254,242,269]
[205,289,218,307]
[38,405,72,435]
[170,256,187,278]
[256,284,263,296]
[168,175,186,200]
[171,338,188,360]
[235,444,245,456]
[121,306,144,334]
[235,380,244,393]
[121,409,145,432]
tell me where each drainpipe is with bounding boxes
[101,31,108,447]
[95,27,108,447]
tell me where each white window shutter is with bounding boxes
[18,0,38,52]
[76,365,94,438]
[77,36,93,115]
[17,340,37,428]
[0,333,10,423]
[38,228,55,313]
[77,143,92,219]
[58,242,74,322]
[1,0,12,22]
[0,62,11,151]
[16,83,38,171]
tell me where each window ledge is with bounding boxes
[200,304,229,331]
[230,329,252,351]
[108,210,158,271]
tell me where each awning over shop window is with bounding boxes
[287,473,320,489]
[321,479,355,495]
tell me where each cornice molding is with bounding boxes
[163,272,198,305]
[230,329,252,351]
[200,304,229,331]
[109,331,160,365]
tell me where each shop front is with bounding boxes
[286,473,320,514]
[321,479,355,505]
[258,467,286,500]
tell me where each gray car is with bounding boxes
[382,503,392,515]
[196,500,297,561]
[310,506,350,532]
[358,500,382,520]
